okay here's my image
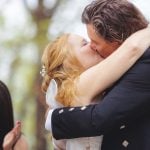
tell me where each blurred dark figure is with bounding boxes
[0,81,28,150]
[0,80,14,149]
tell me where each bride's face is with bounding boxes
[68,34,104,70]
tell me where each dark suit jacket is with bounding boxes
[51,48,150,150]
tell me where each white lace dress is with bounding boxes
[45,80,103,150]
[66,136,103,150]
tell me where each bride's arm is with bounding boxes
[76,26,150,104]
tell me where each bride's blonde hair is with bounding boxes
[41,34,84,106]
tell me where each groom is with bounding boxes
[47,0,150,149]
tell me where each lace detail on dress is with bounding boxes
[66,136,103,150]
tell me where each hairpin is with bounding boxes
[40,65,46,77]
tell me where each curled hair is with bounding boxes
[82,0,149,43]
[41,34,84,106]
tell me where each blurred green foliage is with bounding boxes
[0,0,90,149]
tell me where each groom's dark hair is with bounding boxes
[82,0,149,43]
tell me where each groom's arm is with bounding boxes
[51,50,150,140]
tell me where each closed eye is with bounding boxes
[82,39,89,46]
